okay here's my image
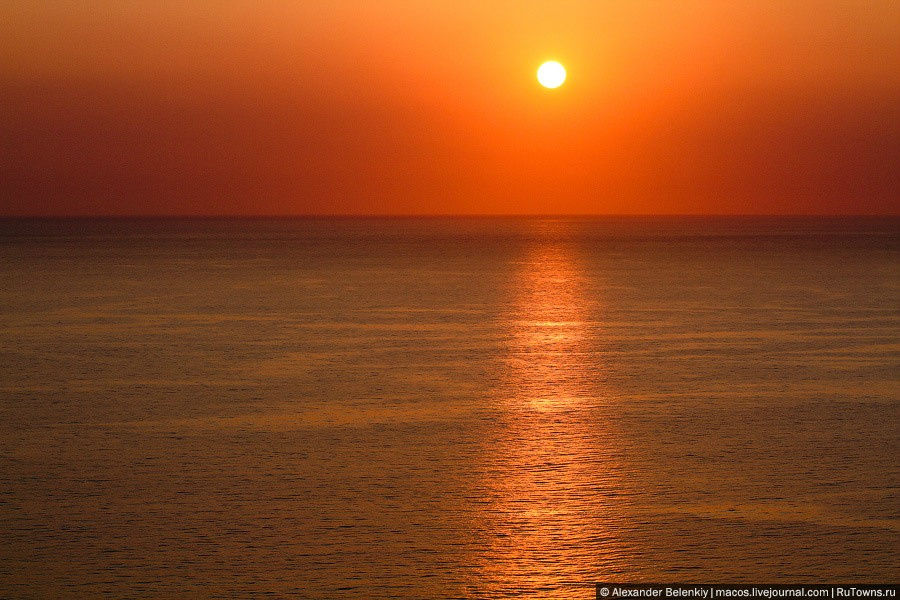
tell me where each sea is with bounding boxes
[0,216,897,597]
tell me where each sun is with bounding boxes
[537,61,566,89]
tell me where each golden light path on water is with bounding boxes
[470,225,632,597]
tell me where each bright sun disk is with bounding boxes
[537,61,566,89]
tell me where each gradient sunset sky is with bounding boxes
[1,1,898,215]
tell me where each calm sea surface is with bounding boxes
[0,217,897,597]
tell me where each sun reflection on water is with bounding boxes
[469,232,632,598]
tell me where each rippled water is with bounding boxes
[0,217,897,597]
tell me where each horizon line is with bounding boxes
[2,213,899,219]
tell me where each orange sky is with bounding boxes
[1,1,898,215]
